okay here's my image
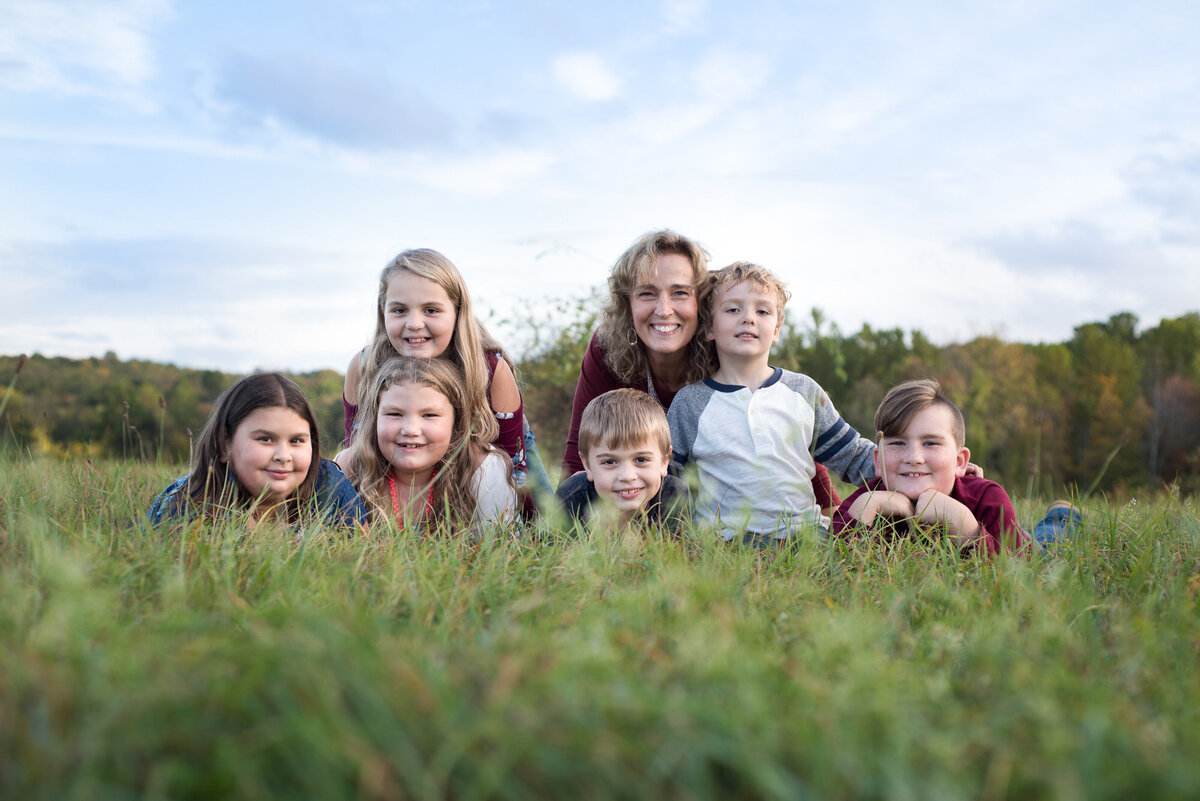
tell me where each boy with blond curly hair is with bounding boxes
[667,262,876,544]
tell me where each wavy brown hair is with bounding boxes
[185,373,321,524]
[359,249,500,447]
[595,229,716,386]
[343,356,509,532]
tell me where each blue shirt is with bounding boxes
[147,459,370,528]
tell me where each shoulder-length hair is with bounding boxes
[186,372,321,523]
[359,248,499,447]
[595,229,715,386]
[343,356,510,532]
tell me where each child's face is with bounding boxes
[706,279,781,361]
[377,383,455,480]
[384,271,457,359]
[224,406,313,504]
[583,437,670,518]
[629,252,699,359]
[874,405,969,501]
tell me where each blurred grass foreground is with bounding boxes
[2,456,1199,800]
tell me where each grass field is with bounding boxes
[2,455,1198,800]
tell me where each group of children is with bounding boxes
[149,248,1076,553]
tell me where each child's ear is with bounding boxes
[954,445,971,477]
[660,447,671,476]
[771,319,782,344]
[872,441,884,485]
[219,438,230,464]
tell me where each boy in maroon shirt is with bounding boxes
[831,379,1031,555]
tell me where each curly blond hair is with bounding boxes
[702,261,792,339]
[595,229,716,385]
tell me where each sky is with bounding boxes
[2,0,1199,374]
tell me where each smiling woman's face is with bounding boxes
[628,252,699,360]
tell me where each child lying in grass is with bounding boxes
[556,388,690,533]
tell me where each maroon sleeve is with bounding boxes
[829,481,877,537]
[485,352,526,471]
[562,333,625,476]
[343,395,358,448]
[961,479,1030,555]
[812,463,840,509]
[494,401,526,470]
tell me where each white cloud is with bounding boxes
[0,0,169,93]
[552,53,620,102]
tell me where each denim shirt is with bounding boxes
[147,459,370,528]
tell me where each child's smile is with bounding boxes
[584,441,670,518]
[707,279,781,359]
[876,405,970,501]
[224,406,313,505]
[377,383,455,481]
[383,272,457,359]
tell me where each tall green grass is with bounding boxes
[2,456,1198,800]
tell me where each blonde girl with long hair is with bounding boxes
[343,249,539,502]
[339,357,516,534]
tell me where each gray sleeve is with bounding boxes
[666,383,712,472]
[782,372,877,485]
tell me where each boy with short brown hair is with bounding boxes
[555,388,690,529]
[831,378,1031,554]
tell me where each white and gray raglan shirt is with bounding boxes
[667,367,877,539]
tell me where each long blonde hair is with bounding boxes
[343,357,506,531]
[596,229,716,386]
[360,249,499,446]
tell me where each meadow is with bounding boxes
[2,455,1198,800]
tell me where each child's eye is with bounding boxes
[424,307,439,315]
[391,306,407,315]
[635,456,651,464]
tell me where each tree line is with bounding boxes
[4,307,1199,497]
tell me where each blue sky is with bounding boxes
[3,0,1199,372]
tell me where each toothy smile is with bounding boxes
[650,324,679,334]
